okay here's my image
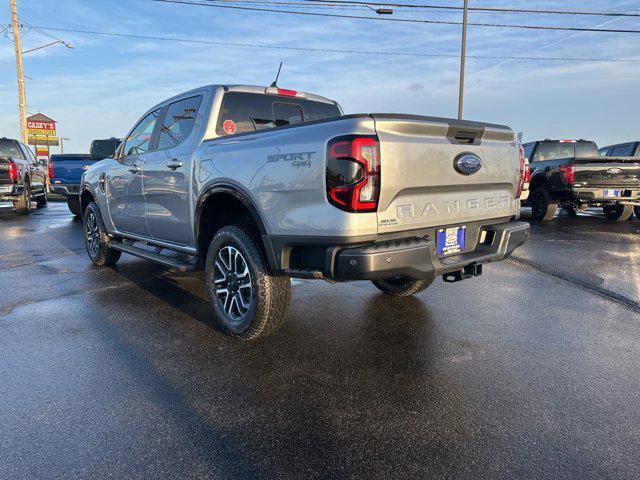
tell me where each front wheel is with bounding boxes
[603,204,633,222]
[372,277,433,297]
[83,202,121,266]
[36,187,48,207]
[530,187,558,221]
[205,226,291,341]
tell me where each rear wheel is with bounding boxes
[67,195,82,217]
[13,182,31,215]
[603,204,633,222]
[83,202,121,266]
[372,277,433,297]
[205,226,291,341]
[530,187,557,221]
[562,206,578,217]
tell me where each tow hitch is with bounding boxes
[442,263,483,283]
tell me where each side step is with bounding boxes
[109,242,199,272]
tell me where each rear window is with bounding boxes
[609,144,636,157]
[0,139,24,159]
[533,141,599,161]
[216,92,341,136]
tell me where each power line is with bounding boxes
[154,0,640,33]
[27,25,640,63]
[300,0,640,18]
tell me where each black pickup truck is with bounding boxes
[522,139,640,221]
[0,137,49,214]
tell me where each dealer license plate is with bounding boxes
[603,189,620,198]
[437,226,466,255]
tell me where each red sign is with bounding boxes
[27,120,56,131]
[223,119,237,135]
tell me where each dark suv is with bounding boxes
[0,137,49,214]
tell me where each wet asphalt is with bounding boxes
[1,202,639,480]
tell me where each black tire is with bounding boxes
[205,225,291,341]
[603,204,633,222]
[83,202,121,267]
[13,181,31,215]
[634,206,640,220]
[530,187,558,221]
[67,195,82,217]
[36,186,48,207]
[562,206,578,217]
[372,277,433,297]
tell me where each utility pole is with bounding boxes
[60,137,69,154]
[10,0,27,144]
[457,0,469,120]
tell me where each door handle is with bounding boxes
[128,164,141,174]
[166,158,183,170]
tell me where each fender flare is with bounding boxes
[195,181,277,270]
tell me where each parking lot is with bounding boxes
[1,201,639,479]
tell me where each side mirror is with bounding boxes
[90,138,121,159]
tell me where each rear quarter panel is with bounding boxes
[193,117,379,238]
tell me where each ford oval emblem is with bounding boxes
[607,167,622,175]
[454,152,482,175]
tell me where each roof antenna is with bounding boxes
[270,61,283,88]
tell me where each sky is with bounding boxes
[1,0,639,153]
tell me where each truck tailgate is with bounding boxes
[372,114,519,234]
[52,156,95,184]
[573,156,640,188]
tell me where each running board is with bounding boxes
[109,243,199,272]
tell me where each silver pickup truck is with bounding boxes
[80,84,529,340]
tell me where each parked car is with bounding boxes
[80,84,529,341]
[522,139,640,221]
[50,138,121,216]
[599,141,640,218]
[0,137,49,214]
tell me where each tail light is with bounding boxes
[264,87,306,99]
[7,160,18,181]
[516,145,529,199]
[326,135,380,212]
[48,158,54,179]
[560,164,576,183]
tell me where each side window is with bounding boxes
[157,96,203,150]
[610,144,635,157]
[273,102,303,127]
[122,109,161,157]
[599,147,609,157]
[20,143,36,163]
[523,144,534,161]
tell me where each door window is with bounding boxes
[157,96,203,150]
[122,109,161,157]
[523,144,534,160]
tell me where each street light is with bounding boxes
[59,137,70,155]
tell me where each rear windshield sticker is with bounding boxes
[223,119,237,135]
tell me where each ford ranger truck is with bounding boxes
[80,85,530,341]
[522,139,640,221]
[0,137,49,214]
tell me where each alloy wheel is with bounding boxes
[213,246,253,322]
[84,212,100,259]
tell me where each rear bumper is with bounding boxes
[50,183,80,196]
[335,221,529,281]
[0,184,21,200]
[571,187,640,205]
